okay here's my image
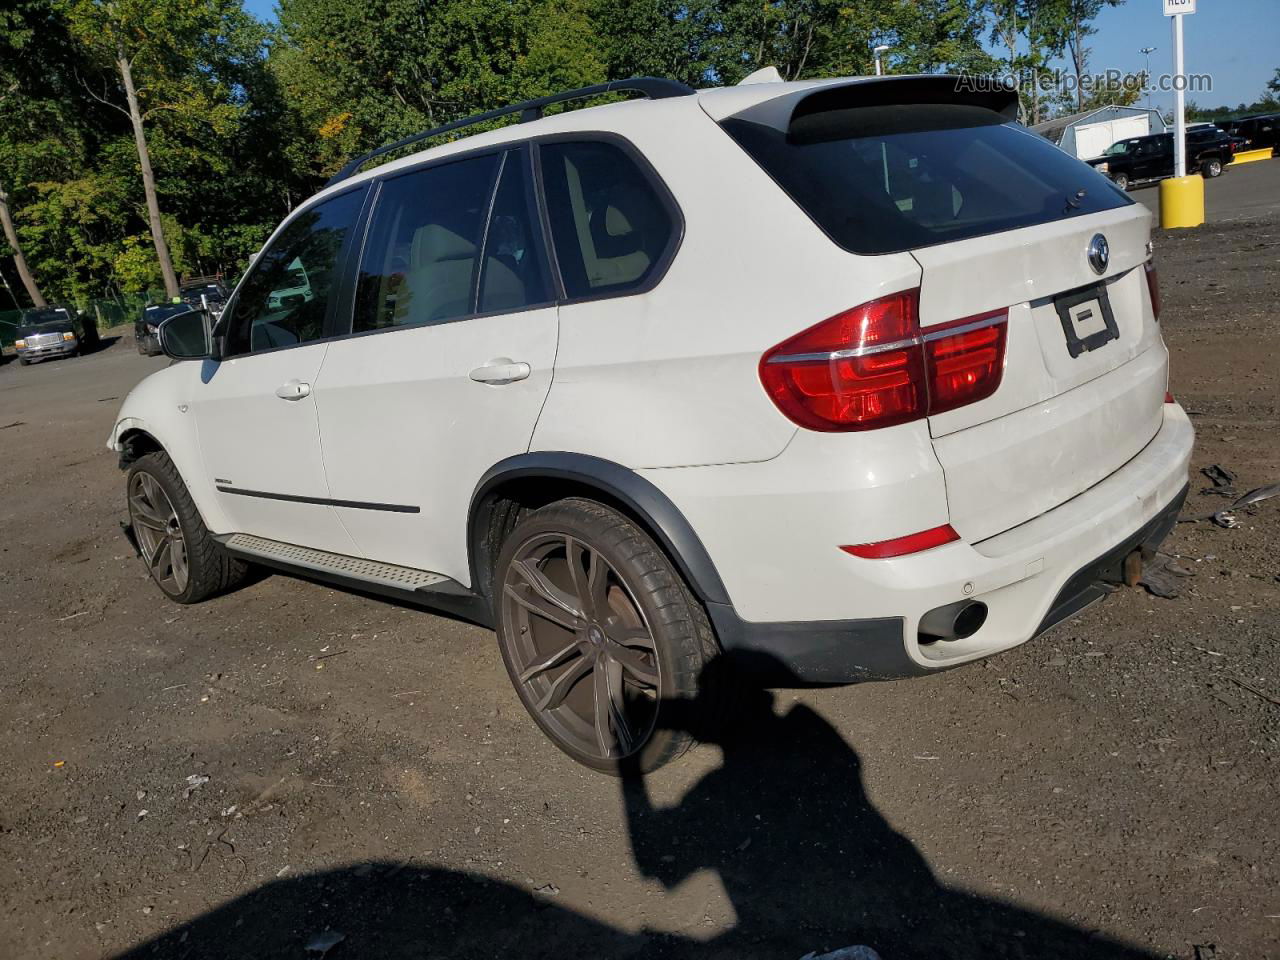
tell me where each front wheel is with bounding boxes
[1111,172,1129,191]
[494,498,721,773]
[127,451,249,603]
[1201,158,1223,178]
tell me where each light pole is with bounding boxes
[1140,46,1157,110]
[873,45,890,77]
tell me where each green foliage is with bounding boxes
[5,0,1120,303]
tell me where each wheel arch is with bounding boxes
[468,453,731,608]
[116,426,167,469]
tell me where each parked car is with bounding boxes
[1220,114,1280,154]
[14,305,98,365]
[1087,128,1235,190]
[109,74,1191,772]
[136,302,195,356]
[180,281,228,320]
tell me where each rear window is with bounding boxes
[721,103,1130,256]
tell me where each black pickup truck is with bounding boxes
[1086,128,1236,191]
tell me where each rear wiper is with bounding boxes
[1065,188,1087,212]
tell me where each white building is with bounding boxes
[1031,105,1168,160]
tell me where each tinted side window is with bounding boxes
[540,141,674,299]
[478,150,552,314]
[354,153,500,332]
[226,188,363,355]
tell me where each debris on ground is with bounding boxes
[1138,552,1195,599]
[1199,464,1238,497]
[304,930,345,956]
[182,774,209,799]
[800,947,883,960]
[1181,480,1280,528]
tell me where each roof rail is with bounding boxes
[324,77,695,187]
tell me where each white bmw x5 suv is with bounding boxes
[110,75,1193,772]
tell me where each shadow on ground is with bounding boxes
[117,658,1162,960]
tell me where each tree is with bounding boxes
[1060,0,1123,112]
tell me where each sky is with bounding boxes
[242,0,1276,115]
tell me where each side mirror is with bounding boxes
[157,309,211,361]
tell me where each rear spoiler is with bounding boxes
[704,75,1020,132]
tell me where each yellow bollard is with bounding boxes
[1159,175,1204,229]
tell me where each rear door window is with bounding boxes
[477,149,553,314]
[539,140,676,299]
[720,103,1130,256]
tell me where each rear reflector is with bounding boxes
[1164,391,1175,404]
[1145,261,1161,322]
[841,524,960,559]
[760,290,1007,432]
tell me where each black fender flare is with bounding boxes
[468,452,731,607]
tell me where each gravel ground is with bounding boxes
[0,203,1277,960]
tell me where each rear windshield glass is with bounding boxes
[720,104,1131,256]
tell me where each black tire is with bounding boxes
[126,451,249,604]
[1201,157,1223,178]
[1111,172,1129,191]
[17,356,29,366]
[494,497,721,774]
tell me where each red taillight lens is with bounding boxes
[1164,391,1175,404]
[1145,261,1161,322]
[924,310,1008,415]
[759,290,925,432]
[841,524,960,559]
[760,290,1007,431]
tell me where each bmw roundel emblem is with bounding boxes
[1088,233,1110,275]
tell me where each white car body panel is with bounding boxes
[190,343,359,555]
[314,306,558,578]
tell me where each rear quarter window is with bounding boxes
[721,103,1131,256]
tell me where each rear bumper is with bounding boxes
[708,481,1186,684]
[652,403,1194,684]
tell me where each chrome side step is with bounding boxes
[221,534,450,592]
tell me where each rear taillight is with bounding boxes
[759,289,1007,432]
[923,310,1008,416]
[1145,261,1161,322]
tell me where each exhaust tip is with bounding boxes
[952,600,987,639]
[918,600,988,642]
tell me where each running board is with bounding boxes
[217,533,493,626]
[222,534,453,591]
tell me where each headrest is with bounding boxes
[411,224,475,267]
[589,189,651,258]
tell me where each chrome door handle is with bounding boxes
[275,380,311,400]
[469,358,531,385]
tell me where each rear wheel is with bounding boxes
[1111,172,1129,191]
[127,451,249,603]
[495,498,720,773]
[1201,157,1223,178]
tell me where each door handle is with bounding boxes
[469,358,531,385]
[275,380,311,400]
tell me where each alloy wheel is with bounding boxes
[500,532,661,761]
[128,472,189,596]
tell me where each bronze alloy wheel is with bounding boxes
[128,470,190,596]
[499,529,663,764]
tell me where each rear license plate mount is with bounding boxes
[1054,282,1119,358]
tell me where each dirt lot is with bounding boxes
[2,177,1278,960]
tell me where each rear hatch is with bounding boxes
[712,77,1165,541]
